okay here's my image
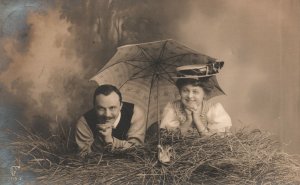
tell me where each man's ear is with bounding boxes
[120,102,123,109]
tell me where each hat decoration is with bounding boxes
[174,61,224,79]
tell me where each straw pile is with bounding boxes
[7,127,300,185]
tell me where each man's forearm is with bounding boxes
[91,136,106,153]
[75,119,96,156]
[112,136,142,149]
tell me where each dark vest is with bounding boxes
[83,102,134,140]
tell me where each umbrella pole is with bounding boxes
[156,75,161,146]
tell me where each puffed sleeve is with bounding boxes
[160,102,180,130]
[206,102,232,133]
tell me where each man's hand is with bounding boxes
[96,124,113,144]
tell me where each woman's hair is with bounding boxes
[175,77,214,95]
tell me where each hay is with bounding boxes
[7,128,300,185]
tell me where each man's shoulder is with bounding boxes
[122,101,134,107]
[121,102,135,113]
[83,109,95,116]
[123,102,143,112]
[77,109,96,124]
[121,102,145,120]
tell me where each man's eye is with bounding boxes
[182,89,188,93]
[97,107,104,111]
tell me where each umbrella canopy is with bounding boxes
[90,39,225,127]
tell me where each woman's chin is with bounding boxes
[182,101,198,108]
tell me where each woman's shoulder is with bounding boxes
[162,100,186,121]
[205,100,230,121]
[164,100,182,110]
[171,99,182,107]
[204,100,223,109]
[202,100,226,115]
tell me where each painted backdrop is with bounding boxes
[1,0,299,168]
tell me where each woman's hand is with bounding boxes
[184,108,194,124]
[184,102,202,120]
[187,104,208,135]
[180,109,193,134]
[184,101,199,112]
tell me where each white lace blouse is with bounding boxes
[160,100,232,133]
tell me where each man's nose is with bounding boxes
[104,109,112,117]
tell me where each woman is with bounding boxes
[160,77,232,136]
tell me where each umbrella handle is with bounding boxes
[157,125,162,162]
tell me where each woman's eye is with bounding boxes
[182,89,188,93]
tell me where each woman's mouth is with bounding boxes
[185,99,196,102]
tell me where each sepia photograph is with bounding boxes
[0,0,300,184]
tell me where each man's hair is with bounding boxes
[93,84,122,105]
[175,77,214,95]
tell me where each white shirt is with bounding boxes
[112,112,121,129]
[160,100,232,133]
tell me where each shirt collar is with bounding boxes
[112,112,121,129]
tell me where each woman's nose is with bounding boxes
[188,92,193,98]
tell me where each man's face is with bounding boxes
[94,92,122,124]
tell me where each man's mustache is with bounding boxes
[99,116,115,121]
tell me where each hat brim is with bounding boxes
[172,74,215,79]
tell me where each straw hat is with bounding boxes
[174,61,224,79]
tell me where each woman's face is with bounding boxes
[179,84,205,110]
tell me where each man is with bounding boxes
[75,84,146,157]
